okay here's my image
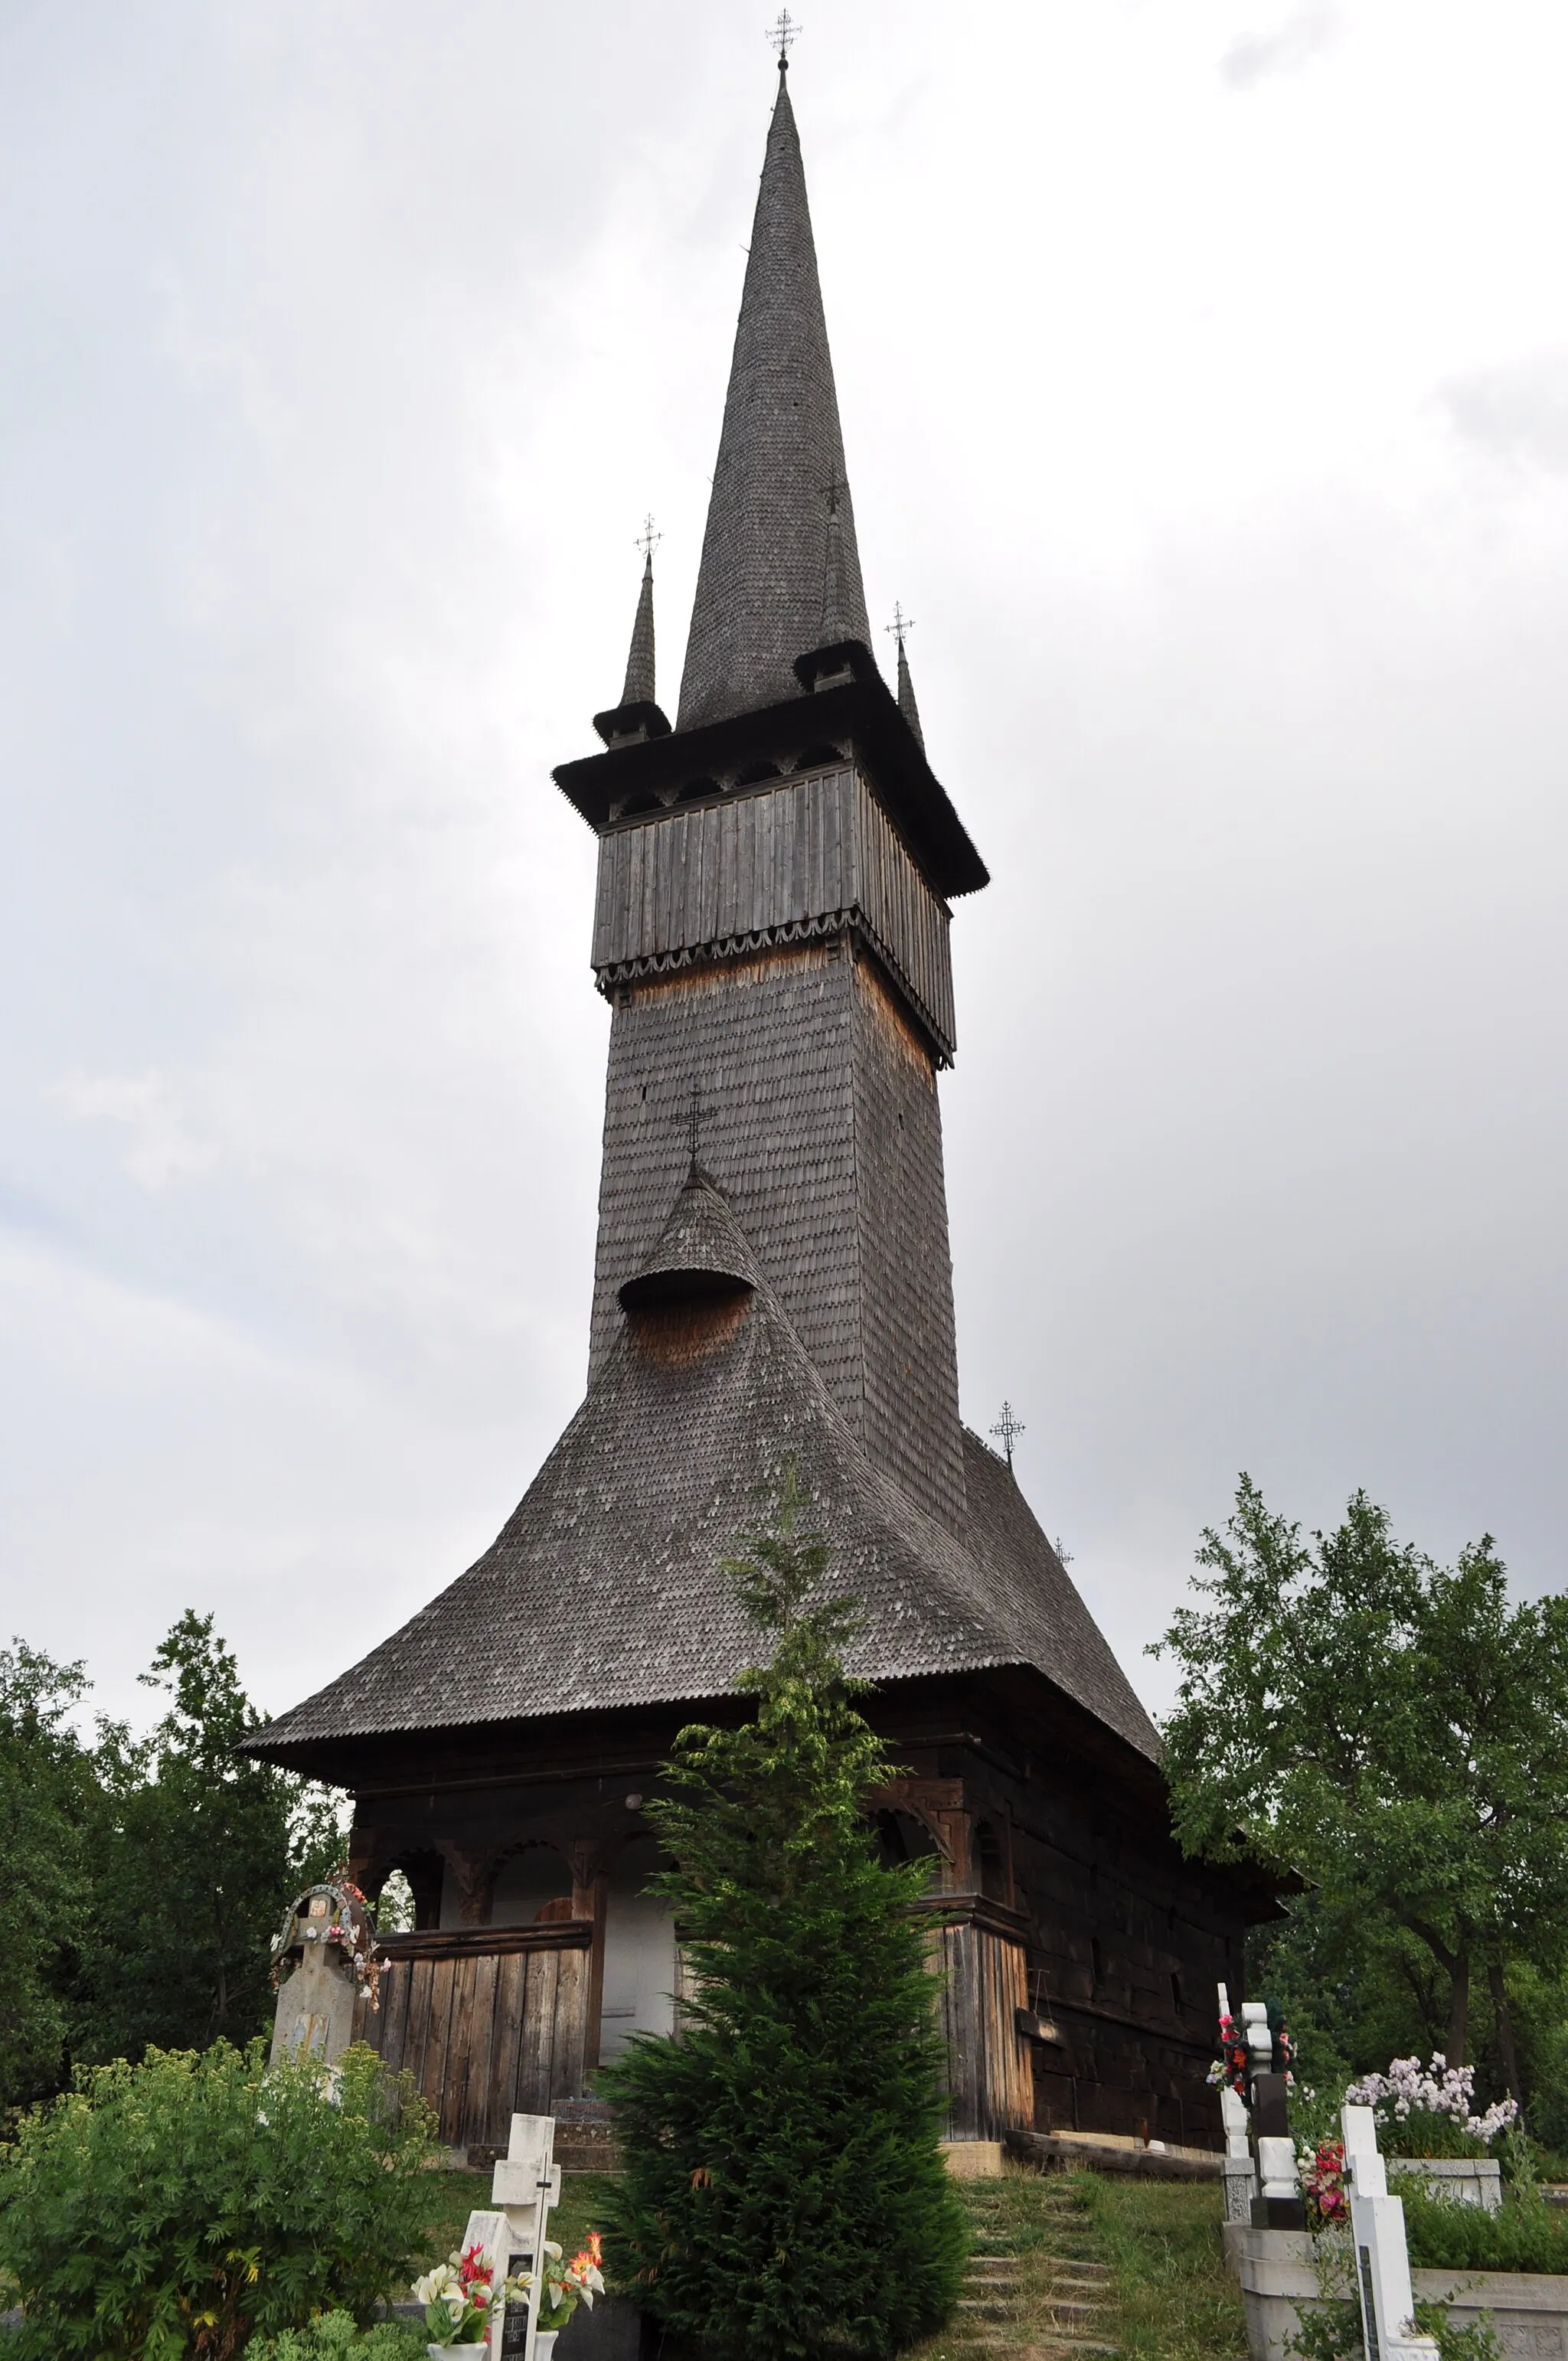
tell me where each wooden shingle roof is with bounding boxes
[250,1178,1158,1766]
[675,64,869,732]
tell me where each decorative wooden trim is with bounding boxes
[377,1922,593,1963]
[911,1891,1032,1944]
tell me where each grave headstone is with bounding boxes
[489,2114,560,2361]
[267,1884,370,2070]
[1343,2102,1441,2360]
[1221,2085,1258,2224]
[1217,1984,1259,2223]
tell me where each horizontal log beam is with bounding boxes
[377,1922,593,1962]
[1005,2129,1221,2180]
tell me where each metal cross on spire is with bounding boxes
[990,1401,1026,1468]
[885,601,915,655]
[685,1079,717,1168]
[766,8,801,65]
[635,512,662,562]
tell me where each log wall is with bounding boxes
[351,1925,590,2151]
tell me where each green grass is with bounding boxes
[413,2171,619,2282]
[417,2160,1250,2359]
[1072,2170,1247,2361]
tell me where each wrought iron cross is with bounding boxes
[636,511,662,562]
[991,1400,1025,1468]
[885,601,915,655]
[685,1079,717,1167]
[767,8,801,64]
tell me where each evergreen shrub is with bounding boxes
[599,1467,968,2361]
[0,2039,436,2358]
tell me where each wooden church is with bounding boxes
[250,56,1275,2168]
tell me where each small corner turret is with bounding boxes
[593,535,670,748]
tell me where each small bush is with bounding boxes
[1402,2186,1568,2276]
[247,2316,427,2360]
[1287,2294,1498,2361]
[0,2039,436,2358]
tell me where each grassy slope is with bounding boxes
[1072,2170,1247,2361]
[416,2163,1250,2359]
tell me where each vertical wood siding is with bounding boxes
[591,769,956,1055]
[932,1922,1034,2142]
[353,1944,588,2150]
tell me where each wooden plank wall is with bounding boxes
[934,1922,1034,2143]
[353,1944,588,2150]
[591,769,956,1055]
[849,776,956,1055]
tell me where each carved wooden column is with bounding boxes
[447,1847,496,1928]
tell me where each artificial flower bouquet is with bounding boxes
[1300,2135,1349,2228]
[513,2235,606,2332]
[415,2243,509,2350]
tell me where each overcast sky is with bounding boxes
[4,0,1566,1741]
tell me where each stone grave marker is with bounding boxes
[268,1883,371,2070]
[1343,2102,1441,2359]
[488,2113,560,2361]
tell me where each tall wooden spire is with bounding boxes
[620,550,656,707]
[676,64,869,730]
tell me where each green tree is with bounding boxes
[76,1612,342,2062]
[0,1643,93,2113]
[599,1466,967,2361]
[1152,1479,1568,2092]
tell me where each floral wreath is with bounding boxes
[269,1875,383,2012]
[1207,2007,1252,2097]
[1207,2003,1293,2096]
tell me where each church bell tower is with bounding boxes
[556,55,986,1532]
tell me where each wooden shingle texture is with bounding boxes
[676,67,869,731]
[253,1175,1158,1765]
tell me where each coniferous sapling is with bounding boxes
[599,1465,967,2361]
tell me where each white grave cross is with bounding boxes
[1341,2103,1440,2361]
[456,2113,561,2361]
[1217,1984,1258,2223]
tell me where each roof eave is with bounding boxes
[552,660,988,902]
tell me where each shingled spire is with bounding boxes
[677,64,870,731]
[620,549,656,707]
[896,636,923,747]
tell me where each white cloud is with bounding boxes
[1220,2,1341,87]
[51,1072,220,1192]
[1439,351,1568,473]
